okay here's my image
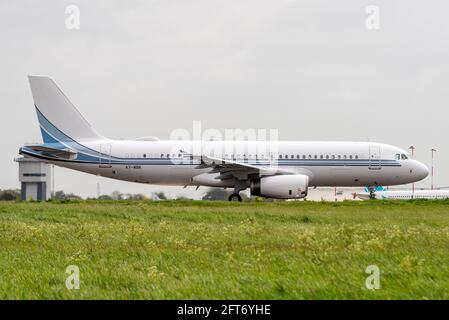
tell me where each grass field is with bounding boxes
[1,200,449,299]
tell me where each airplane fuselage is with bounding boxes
[21,140,428,188]
[357,189,449,200]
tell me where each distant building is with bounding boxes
[15,157,52,201]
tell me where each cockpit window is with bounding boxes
[396,153,408,160]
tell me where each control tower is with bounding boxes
[15,157,52,201]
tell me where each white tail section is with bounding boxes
[28,76,104,142]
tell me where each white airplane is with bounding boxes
[356,187,449,200]
[19,76,429,201]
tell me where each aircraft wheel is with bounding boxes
[228,193,242,202]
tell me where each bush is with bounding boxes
[0,189,20,201]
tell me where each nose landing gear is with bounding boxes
[367,186,376,199]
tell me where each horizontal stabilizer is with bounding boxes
[26,144,78,160]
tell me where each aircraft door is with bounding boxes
[99,144,112,168]
[368,145,381,170]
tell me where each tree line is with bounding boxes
[0,188,256,201]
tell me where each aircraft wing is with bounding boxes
[195,155,295,181]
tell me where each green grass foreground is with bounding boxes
[1,200,449,299]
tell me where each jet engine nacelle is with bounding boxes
[250,174,309,199]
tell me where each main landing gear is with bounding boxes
[228,193,242,202]
[228,180,246,202]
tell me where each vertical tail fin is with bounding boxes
[28,76,104,143]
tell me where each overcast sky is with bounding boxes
[1,0,448,198]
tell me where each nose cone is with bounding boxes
[414,161,429,181]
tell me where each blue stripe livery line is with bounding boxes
[30,105,401,168]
